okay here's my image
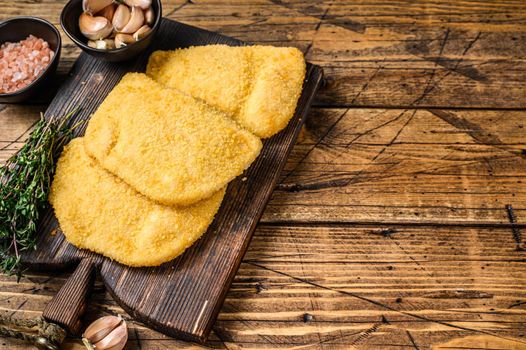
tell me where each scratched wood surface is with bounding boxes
[1,0,526,349]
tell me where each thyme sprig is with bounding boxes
[0,109,81,276]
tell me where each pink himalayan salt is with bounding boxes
[0,35,54,94]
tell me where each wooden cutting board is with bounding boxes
[21,18,323,343]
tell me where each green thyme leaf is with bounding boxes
[0,109,81,277]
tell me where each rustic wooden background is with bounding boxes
[1,0,526,349]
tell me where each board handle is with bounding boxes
[43,258,96,335]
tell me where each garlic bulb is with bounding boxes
[82,315,128,350]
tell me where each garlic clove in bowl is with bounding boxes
[82,0,114,15]
[114,33,135,48]
[79,12,113,40]
[88,38,115,49]
[124,0,151,10]
[144,6,154,25]
[119,6,144,34]
[132,25,151,41]
[112,4,131,32]
[97,3,116,22]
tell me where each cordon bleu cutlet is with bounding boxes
[83,73,262,206]
[49,138,226,267]
[146,45,306,138]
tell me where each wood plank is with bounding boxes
[1,224,524,349]
[262,108,526,224]
[2,107,525,225]
[0,105,41,163]
[2,0,526,108]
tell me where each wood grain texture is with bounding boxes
[1,224,525,349]
[42,259,96,335]
[264,108,526,225]
[2,0,526,108]
[1,0,526,349]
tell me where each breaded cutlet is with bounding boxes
[147,45,306,138]
[83,73,262,206]
[49,138,225,267]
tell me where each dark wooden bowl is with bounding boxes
[60,0,162,62]
[0,17,61,103]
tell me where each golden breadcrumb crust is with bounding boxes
[49,138,225,267]
[83,73,262,206]
[147,45,306,138]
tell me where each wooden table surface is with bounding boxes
[1,1,525,349]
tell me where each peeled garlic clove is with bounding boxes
[97,3,116,22]
[144,6,154,25]
[79,13,113,40]
[124,0,151,10]
[115,33,135,48]
[133,25,151,41]
[112,4,131,32]
[87,39,114,49]
[119,6,145,34]
[93,320,128,350]
[83,315,122,344]
[102,38,115,49]
[83,0,114,15]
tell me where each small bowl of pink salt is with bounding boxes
[0,17,61,103]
